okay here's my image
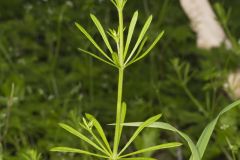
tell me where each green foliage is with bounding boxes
[122,100,240,160]
[122,122,200,160]
[21,149,41,160]
[193,100,240,160]
[51,1,181,159]
[1,0,240,160]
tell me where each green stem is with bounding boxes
[118,9,124,67]
[182,84,208,117]
[113,6,125,159]
[113,68,124,159]
[175,67,208,116]
[0,143,2,160]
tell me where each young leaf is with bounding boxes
[107,29,119,43]
[127,31,164,66]
[78,48,116,67]
[113,0,127,9]
[120,142,182,158]
[118,114,161,156]
[81,117,110,156]
[59,123,107,155]
[112,52,120,67]
[125,15,153,64]
[50,147,108,158]
[190,99,240,160]
[85,114,112,154]
[75,22,113,62]
[121,122,201,160]
[124,11,138,59]
[90,14,113,54]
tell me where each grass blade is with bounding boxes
[120,142,182,158]
[124,11,138,59]
[122,122,200,160]
[190,99,240,160]
[78,48,116,67]
[75,22,113,62]
[59,123,107,155]
[90,14,113,54]
[125,15,152,65]
[85,114,112,154]
[127,31,164,67]
[118,114,161,156]
[50,147,108,158]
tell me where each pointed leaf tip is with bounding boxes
[58,123,65,127]
[90,13,114,54]
[125,14,153,64]
[75,22,81,28]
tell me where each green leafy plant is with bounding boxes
[171,58,208,116]
[21,149,41,160]
[123,99,240,160]
[0,84,15,160]
[50,0,183,160]
[51,0,240,160]
[123,58,240,159]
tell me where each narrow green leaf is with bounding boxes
[190,99,240,160]
[85,114,112,154]
[121,122,200,160]
[120,142,182,158]
[118,114,161,156]
[124,11,138,59]
[125,15,153,64]
[110,0,116,5]
[110,0,118,9]
[50,147,108,158]
[78,48,116,67]
[127,31,164,67]
[59,123,107,155]
[75,22,113,62]
[120,157,157,160]
[90,14,113,54]
[132,37,148,61]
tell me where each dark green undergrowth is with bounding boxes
[0,0,240,159]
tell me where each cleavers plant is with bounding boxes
[51,0,181,160]
[51,0,240,160]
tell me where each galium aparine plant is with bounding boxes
[50,0,182,159]
[51,0,240,160]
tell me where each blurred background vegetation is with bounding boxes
[0,0,240,159]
